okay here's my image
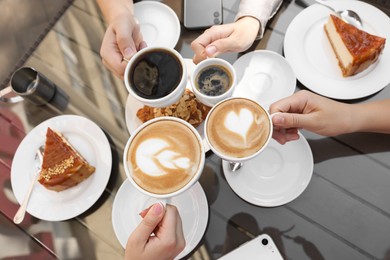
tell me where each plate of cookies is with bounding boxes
[125,88,211,152]
[125,58,212,152]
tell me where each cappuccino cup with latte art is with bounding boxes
[205,97,272,163]
[124,117,205,198]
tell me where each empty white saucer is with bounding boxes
[134,1,180,48]
[112,180,209,259]
[222,132,313,207]
[233,50,296,109]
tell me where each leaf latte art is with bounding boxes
[127,120,201,194]
[135,138,191,177]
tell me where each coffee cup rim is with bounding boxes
[123,116,205,199]
[190,58,237,105]
[124,46,187,107]
[204,97,273,162]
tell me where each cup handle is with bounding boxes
[158,198,169,208]
[0,86,24,103]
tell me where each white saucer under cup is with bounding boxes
[222,132,314,207]
[112,180,209,260]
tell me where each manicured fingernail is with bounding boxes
[152,203,164,215]
[124,48,134,59]
[273,115,285,124]
[206,45,217,56]
[287,133,300,140]
[139,41,147,50]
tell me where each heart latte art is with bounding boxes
[127,120,202,194]
[206,98,271,158]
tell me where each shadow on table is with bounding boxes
[308,133,390,164]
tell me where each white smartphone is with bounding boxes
[183,0,222,29]
[218,234,284,260]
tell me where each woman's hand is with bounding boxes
[125,203,185,260]
[191,17,259,64]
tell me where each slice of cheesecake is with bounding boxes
[324,14,386,77]
[38,127,96,192]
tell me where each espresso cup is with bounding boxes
[0,67,56,105]
[204,97,272,164]
[191,58,236,107]
[123,116,205,199]
[124,46,187,108]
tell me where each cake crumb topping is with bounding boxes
[39,156,75,181]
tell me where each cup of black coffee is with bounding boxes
[124,47,187,108]
[191,58,236,107]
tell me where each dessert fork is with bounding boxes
[13,145,44,224]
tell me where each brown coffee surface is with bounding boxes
[127,120,201,194]
[195,65,232,96]
[130,49,183,99]
[206,98,271,158]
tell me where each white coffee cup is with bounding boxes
[123,116,205,200]
[191,58,236,107]
[204,97,273,164]
[124,46,187,108]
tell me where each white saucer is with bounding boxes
[134,1,180,48]
[125,58,210,152]
[284,1,390,100]
[112,180,209,259]
[233,50,296,109]
[223,132,313,207]
[10,115,112,221]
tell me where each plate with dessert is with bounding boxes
[11,115,112,221]
[284,0,390,100]
[112,180,209,260]
[125,58,212,152]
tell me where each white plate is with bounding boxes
[284,0,390,100]
[125,58,210,152]
[233,50,296,109]
[223,132,313,207]
[10,115,112,221]
[134,1,180,48]
[112,180,209,260]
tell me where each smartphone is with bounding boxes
[183,0,222,29]
[218,234,284,260]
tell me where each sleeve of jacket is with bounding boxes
[235,0,283,40]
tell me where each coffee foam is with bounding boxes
[206,98,271,158]
[135,138,191,176]
[128,120,201,194]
